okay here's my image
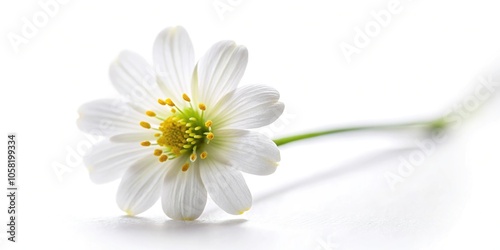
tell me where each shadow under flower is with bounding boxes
[253,146,418,205]
[79,215,276,249]
[85,215,247,231]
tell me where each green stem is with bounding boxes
[273,118,447,146]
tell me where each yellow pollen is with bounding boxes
[198,103,206,111]
[140,121,151,129]
[200,152,208,159]
[165,98,175,107]
[190,153,197,162]
[159,154,168,162]
[206,132,214,140]
[157,116,188,156]
[171,108,176,113]
[154,133,161,137]
[141,141,151,146]
[158,99,167,105]
[205,120,213,127]
[145,110,156,117]
[154,149,162,156]
[182,93,191,102]
[181,163,190,172]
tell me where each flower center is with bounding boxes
[138,93,214,170]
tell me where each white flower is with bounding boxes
[77,26,284,220]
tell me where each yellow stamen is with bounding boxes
[181,163,190,172]
[142,97,216,161]
[165,98,175,107]
[140,121,151,129]
[190,153,197,162]
[198,103,206,111]
[206,132,214,140]
[159,154,168,162]
[156,116,189,156]
[200,152,208,159]
[205,120,212,127]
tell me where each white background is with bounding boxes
[1,0,500,249]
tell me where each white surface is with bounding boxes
[1,0,500,249]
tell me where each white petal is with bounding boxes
[77,99,144,136]
[110,132,157,143]
[199,159,252,215]
[109,51,165,111]
[116,155,168,215]
[208,129,280,175]
[209,85,284,129]
[162,157,207,220]
[192,41,248,108]
[153,26,195,105]
[84,140,150,184]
